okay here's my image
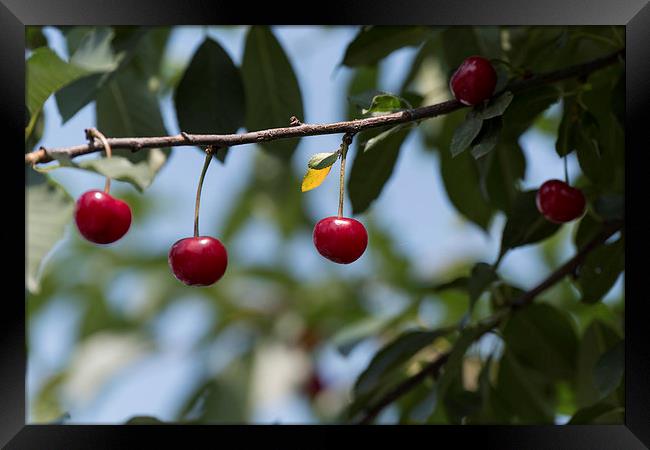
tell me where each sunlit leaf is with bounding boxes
[301,166,332,192]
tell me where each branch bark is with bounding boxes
[354,221,622,425]
[25,49,624,166]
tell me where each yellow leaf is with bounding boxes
[301,166,332,192]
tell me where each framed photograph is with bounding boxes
[4,0,649,447]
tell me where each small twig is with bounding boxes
[86,128,113,193]
[354,221,623,424]
[289,116,302,126]
[25,49,624,166]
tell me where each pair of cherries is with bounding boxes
[74,193,368,287]
[74,190,228,286]
[449,56,586,222]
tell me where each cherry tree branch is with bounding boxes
[25,49,624,166]
[354,221,622,425]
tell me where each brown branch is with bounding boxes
[354,221,623,425]
[25,49,624,166]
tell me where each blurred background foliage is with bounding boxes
[25,25,624,424]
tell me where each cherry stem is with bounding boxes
[194,147,215,238]
[88,128,113,193]
[338,134,353,217]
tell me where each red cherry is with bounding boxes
[168,236,228,286]
[74,190,132,244]
[313,216,368,264]
[449,56,497,106]
[536,179,586,223]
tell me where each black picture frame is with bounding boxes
[4,0,649,448]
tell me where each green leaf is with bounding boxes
[498,190,561,258]
[342,26,438,67]
[593,340,624,398]
[440,27,484,71]
[242,26,304,160]
[480,140,526,214]
[574,213,603,250]
[467,263,498,312]
[348,126,411,214]
[577,331,622,413]
[126,416,165,425]
[26,47,92,137]
[331,317,390,357]
[450,115,483,157]
[174,38,245,137]
[307,151,338,170]
[442,377,482,424]
[77,154,167,193]
[555,96,580,157]
[577,238,624,304]
[26,177,74,293]
[346,66,379,119]
[568,402,623,424]
[470,91,514,120]
[494,350,555,423]
[355,328,452,397]
[69,27,118,71]
[26,26,47,49]
[362,93,411,115]
[440,145,494,231]
[611,72,625,127]
[180,359,251,423]
[500,85,559,140]
[470,117,502,160]
[437,319,497,400]
[93,68,170,190]
[55,27,160,123]
[502,303,578,381]
[593,194,624,222]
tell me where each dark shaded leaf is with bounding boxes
[470,91,513,120]
[26,26,47,49]
[502,303,578,381]
[450,115,483,157]
[355,328,453,396]
[500,85,559,140]
[574,213,603,250]
[577,238,624,304]
[467,263,498,312]
[470,117,502,159]
[494,350,555,423]
[242,26,304,159]
[577,323,621,412]
[174,38,245,137]
[593,194,624,222]
[126,416,165,425]
[568,402,623,424]
[593,340,624,398]
[480,140,526,214]
[498,190,561,259]
[93,68,170,190]
[555,95,581,157]
[342,26,438,67]
[348,126,411,214]
[346,66,379,119]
